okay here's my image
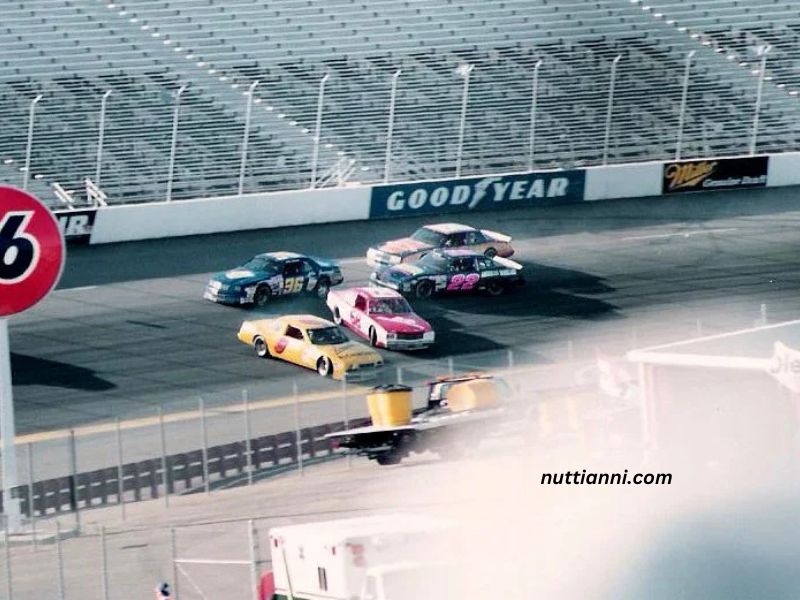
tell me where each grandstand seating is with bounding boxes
[1,0,798,206]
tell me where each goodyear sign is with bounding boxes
[369,170,586,218]
[663,156,768,193]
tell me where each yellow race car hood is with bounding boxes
[324,341,381,362]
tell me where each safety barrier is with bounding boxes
[53,151,800,245]
[0,421,367,517]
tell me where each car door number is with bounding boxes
[283,276,304,294]
[447,273,480,291]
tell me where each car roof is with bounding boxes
[435,248,482,258]
[424,223,475,234]
[350,286,403,300]
[279,314,335,329]
[260,251,304,261]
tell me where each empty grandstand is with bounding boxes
[1,0,798,206]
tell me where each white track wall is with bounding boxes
[90,187,371,244]
[84,153,800,244]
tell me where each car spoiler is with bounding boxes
[494,256,523,270]
[481,228,512,243]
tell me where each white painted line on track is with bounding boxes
[622,228,739,242]
[55,285,98,293]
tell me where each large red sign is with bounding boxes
[0,186,65,316]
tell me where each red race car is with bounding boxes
[326,286,435,351]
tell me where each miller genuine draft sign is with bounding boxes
[662,156,769,193]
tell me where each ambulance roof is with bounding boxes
[269,514,449,543]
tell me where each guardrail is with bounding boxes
[54,151,800,245]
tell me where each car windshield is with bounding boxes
[241,257,277,272]
[411,227,446,246]
[417,253,449,270]
[307,326,349,345]
[370,298,412,314]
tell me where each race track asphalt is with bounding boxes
[9,185,800,444]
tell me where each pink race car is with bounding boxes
[326,286,435,351]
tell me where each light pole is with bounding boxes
[455,63,474,178]
[384,69,401,183]
[751,45,771,155]
[238,80,259,195]
[166,84,188,202]
[96,89,113,186]
[310,73,330,188]
[675,51,695,160]
[602,55,622,165]
[528,60,543,170]
[23,94,43,191]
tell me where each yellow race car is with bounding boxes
[237,314,384,381]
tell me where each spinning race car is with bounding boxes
[326,286,435,351]
[371,249,523,299]
[366,222,514,267]
[237,314,383,380]
[204,251,343,306]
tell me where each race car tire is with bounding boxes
[253,336,270,358]
[484,247,497,258]
[332,306,342,324]
[369,327,379,347]
[486,279,506,296]
[376,450,403,466]
[415,280,434,299]
[317,356,333,377]
[253,285,271,307]
[315,278,331,300]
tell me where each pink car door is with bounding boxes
[351,293,368,333]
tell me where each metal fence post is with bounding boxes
[3,519,12,600]
[602,55,621,165]
[68,429,80,532]
[248,520,259,600]
[507,349,515,370]
[310,73,330,189]
[55,520,65,600]
[384,69,401,183]
[199,398,210,494]
[528,60,542,170]
[23,94,42,191]
[166,84,187,202]
[675,51,694,160]
[170,527,179,600]
[341,379,352,468]
[243,389,253,486]
[116,418,126,520]
[455,64,474,178]
[158,406,169,507]
[100,525,110,600]
[238,80,259,195]
[95,89,113,186]
[447,356,454,377]
[751,45,771,155]
[26,441,37,550]
[293,382,304,475]
[396,366,403,385]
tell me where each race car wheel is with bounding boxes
[253,285,271,307]
[253,336,270,358]
[484,247,497,258]
[369,327,379,347]
[317,356,333,377]
[315,278,330,300]
[332,307,342,324]
[376,450,403,466]
[486,280,505,296]
[415,280,434,299]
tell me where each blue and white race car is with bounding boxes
[370,249,523,299]
[204,251,344,306]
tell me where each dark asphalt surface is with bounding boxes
[8,186,800,440]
